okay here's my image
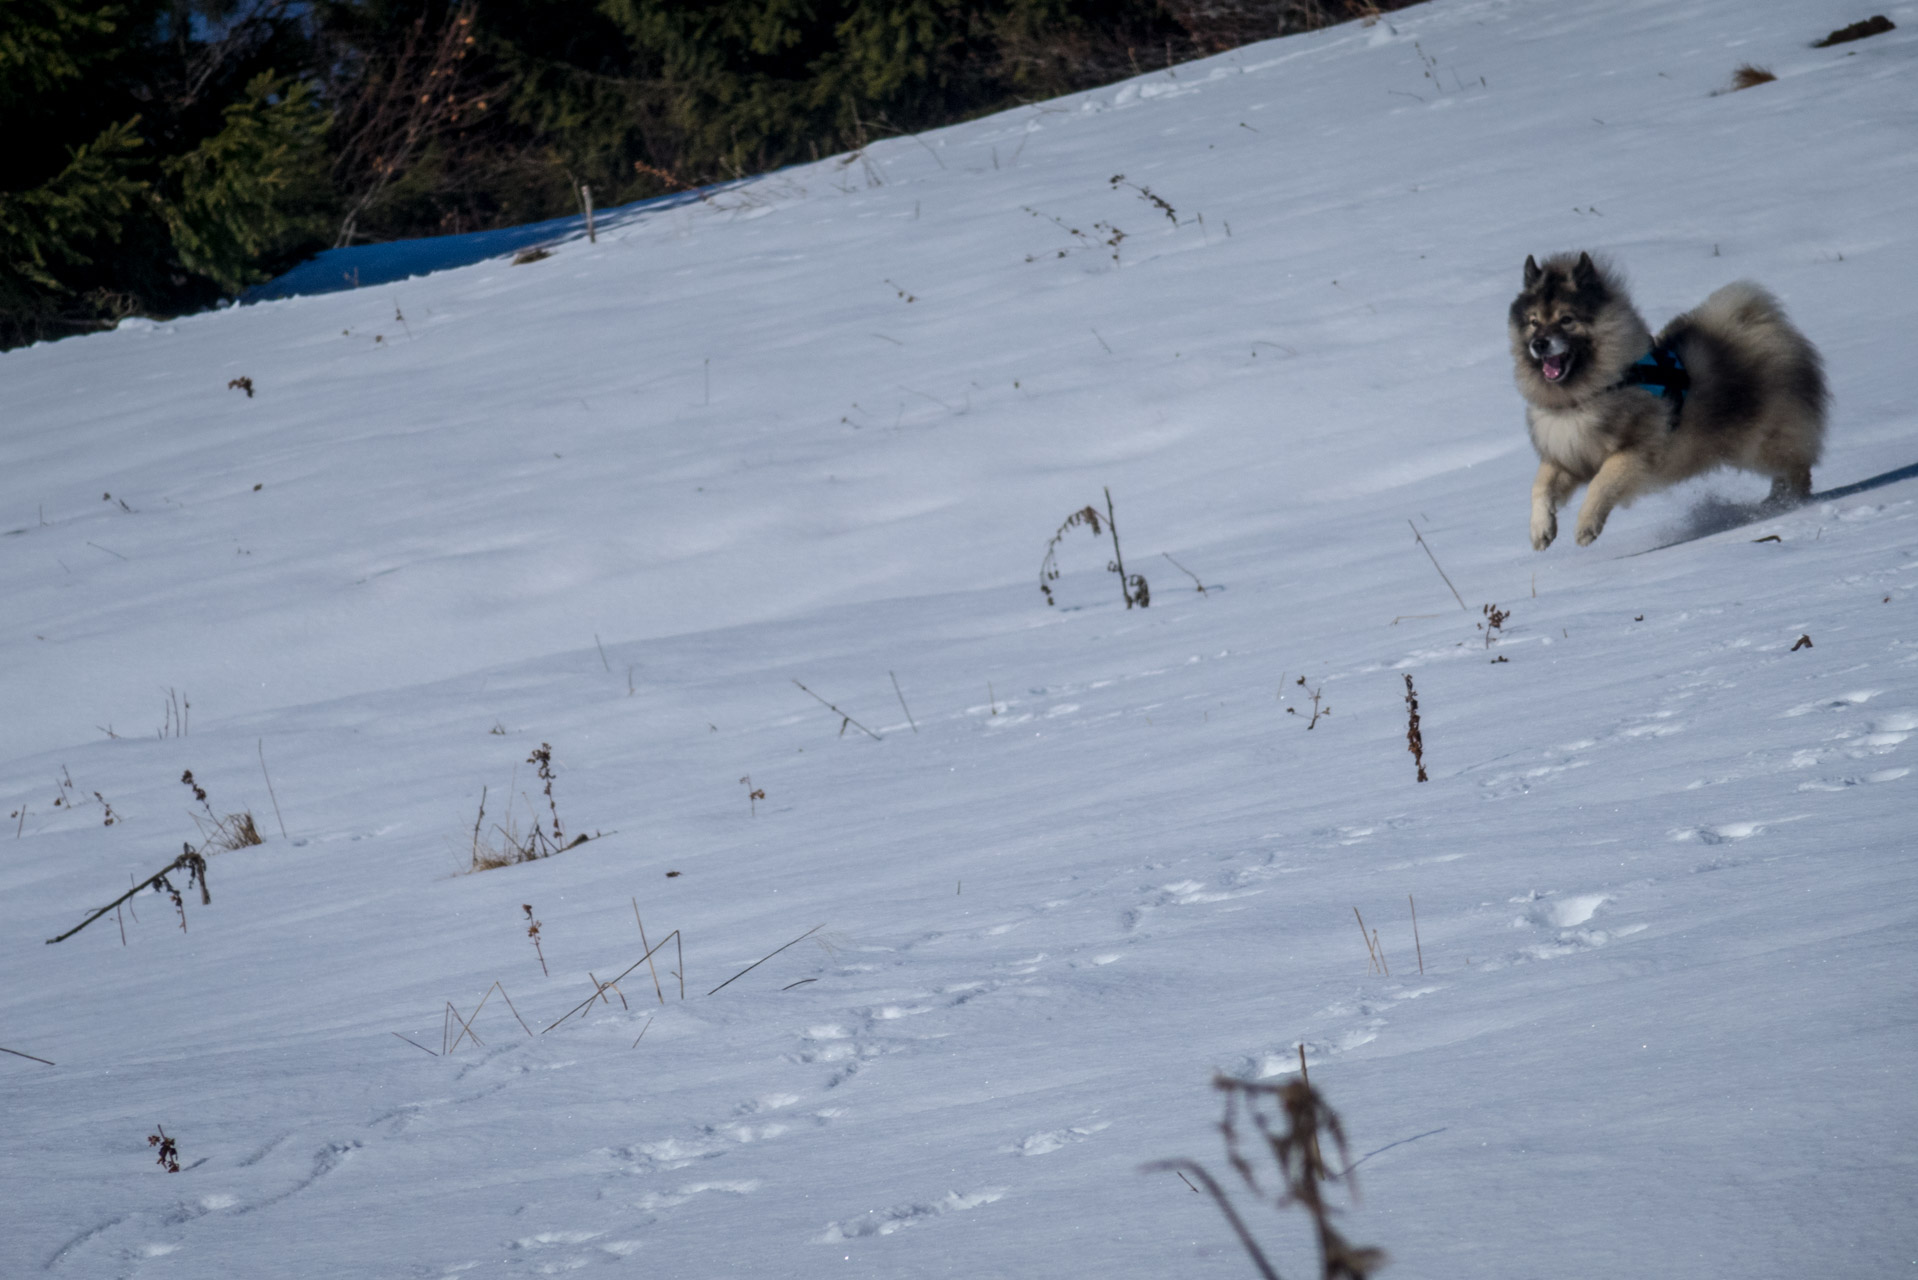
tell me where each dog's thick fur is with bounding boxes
[1509,252,1827,548]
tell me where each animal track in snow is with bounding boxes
[1519,892,1610,929]
[512,1230,602,1249]
[239,1139,363,1213]
[623,1135,729,1171]
[1003,1122,1109,1156]
[1672,821,1764,844]
[1236,986,1443,1081]
[1153,878,1260,906]
[812,1188,1005,1242]
[632,1180,760,1212]
[1505,889,1643,961]
[1784,690,1881,716]
[1798,767,1908,791]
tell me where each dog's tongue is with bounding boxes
[1542,354,1566,381]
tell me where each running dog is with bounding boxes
[1509,252,1826,548]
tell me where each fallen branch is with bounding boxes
[792,680,883,741]
[1,1045,56,1066]
[45,847,208,944]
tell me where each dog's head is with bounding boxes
[1509,252,1632,404]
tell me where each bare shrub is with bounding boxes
[466,744,605,871]
[1146,1075,1385,1279]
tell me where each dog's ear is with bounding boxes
[1523,255,1542,287]
[1573,251,1597,287]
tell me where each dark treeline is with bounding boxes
[2,0,1411,347]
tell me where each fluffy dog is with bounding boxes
[1509,252,1827,548]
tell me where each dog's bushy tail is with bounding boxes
[1685,280,1829,424]
[1693,281,1788,334]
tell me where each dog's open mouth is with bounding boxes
[1540,351,1571,382]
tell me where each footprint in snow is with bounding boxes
[1784,690,1881,716]
[1505,889,1644,961]
[632,1180,760,1212]
[1672,821,1764,844]
[1798,767,1908,791]
[1003,1122,1109,1156]
[812,1188,1005,1243]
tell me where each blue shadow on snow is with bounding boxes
[243,183,736,303]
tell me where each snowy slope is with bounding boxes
[4,1,1916,1276]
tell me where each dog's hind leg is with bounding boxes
[1574,451,1653,546]
[1531,460,1579,550]
[1765,466,1813,506]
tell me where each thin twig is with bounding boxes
[543,932,681,1032]
[889,671,918,733]
[633,899,664,1003]
[494,983,534,1037]
[792,680,882,741]
[391,1032,438,1058]
[781,977,818,990]
[470,787,488,868]
[707,924,825,996]
[445,1001,485,1051]
[1139,1159,1283,1280]
[631,1015,655,1049]
[1409,895,1424,975]
[589,972,630,1011]
[1299,1045,1324,1176]
[449,985,497,1052]
[1104,487,1136,609]
[1408,520,1467,611]
[1,1045,56,1066]
[1353,907,1379,974]
[1160,551,1209,594]
[595,633,611,672]
[257,739,288,840]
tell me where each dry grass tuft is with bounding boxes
[181,770,263,852]
[1728,64,1777,91]
[466,744,606,871]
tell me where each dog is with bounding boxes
[1508,252,1827,548]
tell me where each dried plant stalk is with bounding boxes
[1403,675,1428,783]
[1144,1075,1385,1279]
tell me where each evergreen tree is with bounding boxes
[1,0,330,346]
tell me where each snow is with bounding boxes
[4,0,1916,1275]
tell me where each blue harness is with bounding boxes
[1617,345,1690,420]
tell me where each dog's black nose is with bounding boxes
[1529,337,1550,358]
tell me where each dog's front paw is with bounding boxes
[1530,512,1556,550]
[1574,515,1605,546]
